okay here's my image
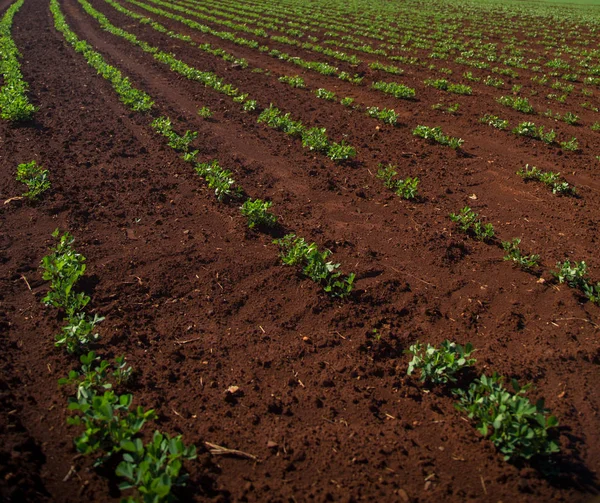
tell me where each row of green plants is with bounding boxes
[50,0,153,112]
[449,204,600,306]
[424,78,472,95]
[83,0,358,165]
[406,340,560,461]
[412,125,464,149]
[256,104,356,162]
[57,0,356,302]
[0,0,37,121]
[103,0,249,68]
[40,231,196,501]
[517,165,577,195]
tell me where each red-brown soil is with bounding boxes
[1,0,599,501]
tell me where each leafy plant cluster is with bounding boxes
[0,0,37,121]
[257,105,356,162]
[432,102,460,114]
[40,230,104,353]
[449,206,495,241]
[151,117,198,153]
[479,113,509,130]
[60,352,197,501]
[194,159,239,201]
[424,78,472,95]
[314,87,336,101]
[240,198,277,229]
[278,74,305,88]
[16,160,50,200]
[497,95,535,114]
[552,260,600,304]
[50,0,153,112]
[406,341,475,384]
[517,164,576,195]
[274,234,355,298]
[512,121,556,144]
[372,80,416,100]
[369,61,403,75]
[412,125,464,149]
[376,164,419,199]
[455,374,560,460]
[366,106,399,126]
[502,238,540,271]
[406,342,560,461]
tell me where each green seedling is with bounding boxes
[413,125,463,149]
[198,106,212,118]
[479,114,508,130]
[376,164,419,199]
[406,340,476,385]
[455,373,560,460]
[274,234,355,298]
[449,206,495,241]
[315,88,336,101]
[240,198,277,229]
[16,160,50,199]
[502,238,540,271]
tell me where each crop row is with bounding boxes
[103,0,599,149]
[0,0,36,121]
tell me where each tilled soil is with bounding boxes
[1,0,599,501]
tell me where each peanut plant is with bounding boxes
[552,260,600,304]
[240,198,277,228]
[413,125,464,149]
[406,340,476,384]
[16,160,50,200]
[40,230,103,353]
[376,164,419,199]
[449,206,495,241]
[517,165,576,195]
[274,234,355,298]
[455,373,560,460]
[502,238,540,271]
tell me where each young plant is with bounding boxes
[327,141,356,162]
[517,165,576,195]
[195,160,238,201]
[552,260,600,303]
[278,75,305,88]
[16,160,50,199]
[502,238,540,271]
[274,234,355,298]
[449,206,495,241]
[116,431,197,502]
[340,97,355,107]
[366,106,398,126]
[315,88,336,101]
[406,340,476,385]
[497,95,535,114]
[372,81,416,100]
[455,373,560,460]
[198,106,212,118]
[559,137,579,151]
[376,164,419,199]
[240,198,277,229]
[512,122,556,144]
[413,125,464,149]
[479,114,508,130]
[40,230,89,317]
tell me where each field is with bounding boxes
[1,0,600,500]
